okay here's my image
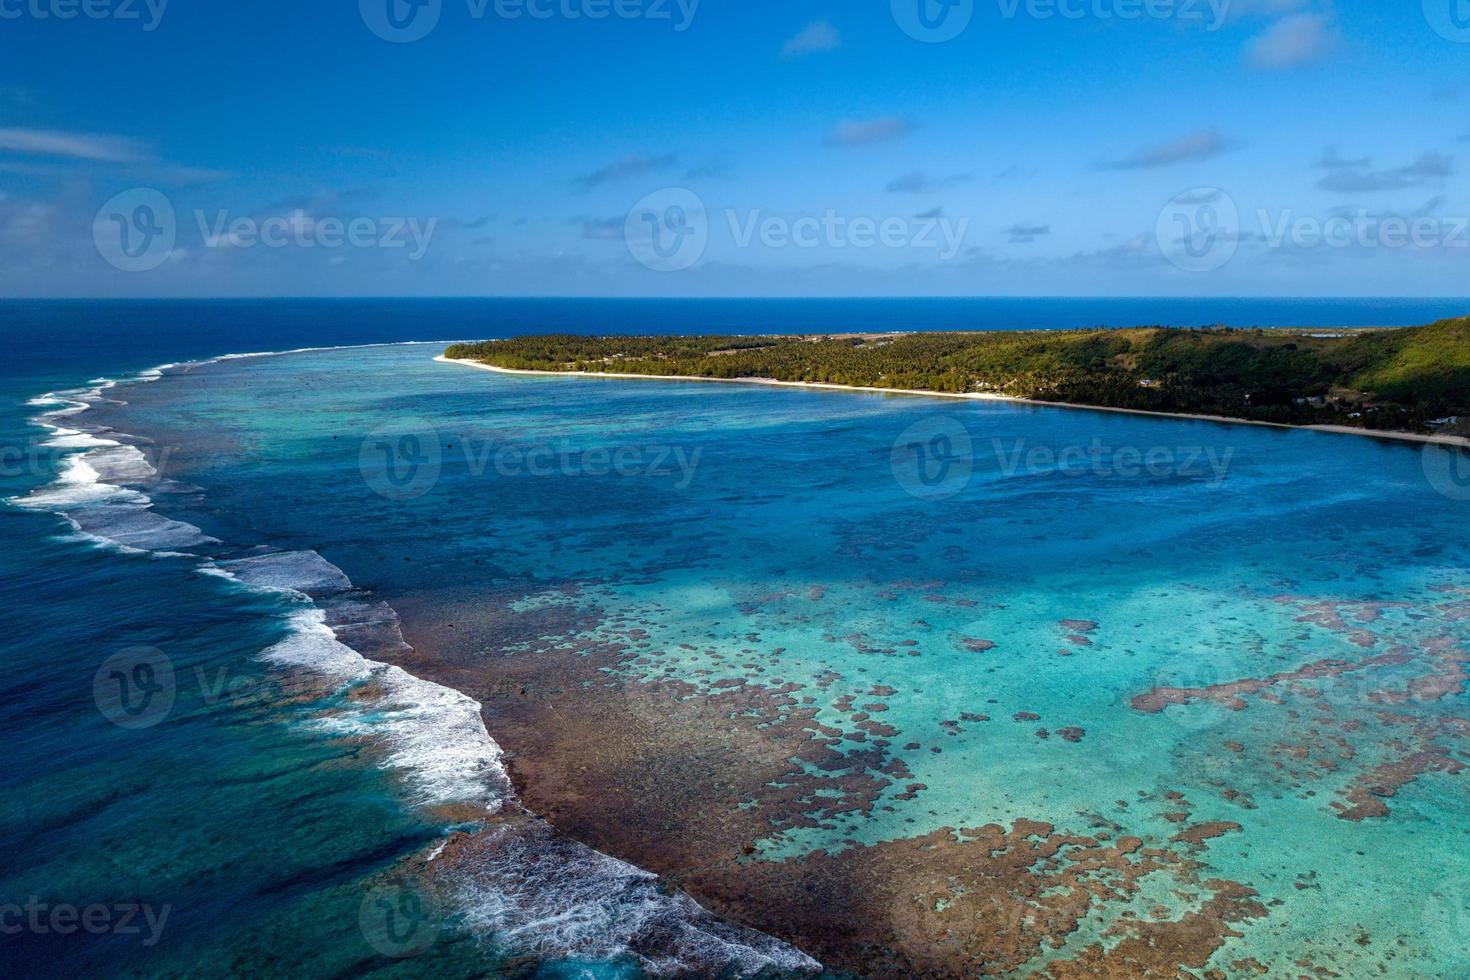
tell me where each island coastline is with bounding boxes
[435,356,1470,451]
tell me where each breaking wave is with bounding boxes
[8,345,819,977]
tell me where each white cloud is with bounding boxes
[782,20,840,58]
[0,195,59,244]
[1245,13,1335,70]
[1315,147,1371,170]
[1317,151,1454,193]
[1221,0,1310,21]
[1006,223,1051,244]
[824,117,913,147]
[885,171,972,193]
[0,127,145,163]
[574,153,679,190]
[1095,129,1235,170]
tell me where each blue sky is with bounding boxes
[1,0,1467,296]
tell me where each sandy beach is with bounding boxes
[436,356,1470,450]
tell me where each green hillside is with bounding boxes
[445,317,1470,435]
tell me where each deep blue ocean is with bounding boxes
[7,296,1470,368]
[3,297,1469,978]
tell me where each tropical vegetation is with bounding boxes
[445,317,1470,433]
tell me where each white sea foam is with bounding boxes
[14,430,215,552]
[8,341,822,975]
[42,428,117,450]
[260,608,377,680]
[192,584,515,811]
[455,824,821,977]
[211,551,820,976]
[200,549,515,809]
[15,349,518,815]
[87,444,163,485]
[43,398,97,420]
[216,551,355,596]
[10,364,221,552]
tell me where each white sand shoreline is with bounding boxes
[434,356,1470,450]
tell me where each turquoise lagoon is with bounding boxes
[6,311,1470,976]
